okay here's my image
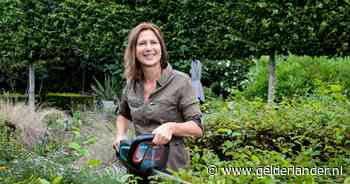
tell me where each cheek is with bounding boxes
[158,47,162,56]
[136,48,143,57]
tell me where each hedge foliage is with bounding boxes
[43,93,95,111]
[176,92,350,184]
[1,0,349,93]
[0,92,95,111]
[243,55,350,101]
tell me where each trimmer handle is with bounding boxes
[116,139,131,159]
[127,133,154,164]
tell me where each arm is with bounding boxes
[169,120,203,138]
[113,115,129,150]
[152,77,204,145]
[113,85,131,150]
[116,115,129,138]
[152,120,203,145]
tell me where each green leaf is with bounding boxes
[87,159,102,167]
[80,149,89,156]
[37,178,50,184]
[83,137,97,145]
[68,142,81,150]
[52,176,63,184]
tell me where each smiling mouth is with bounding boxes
[144,54,155,58]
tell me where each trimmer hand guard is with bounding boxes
[116,133,170,176]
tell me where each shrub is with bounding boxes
[43,93,95,111]
[174,93,350,183]
[243,55,350,101]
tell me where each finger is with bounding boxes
[113,143,119,151]
[154,134,166,145]
[159,135,169,145]
[161,137,170,145]
[152,134,160,145]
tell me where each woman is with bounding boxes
[113,22,203,171]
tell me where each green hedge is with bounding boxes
[43,93,95,111]
[243,55,350,101]
[0,93,28,104]
[176,94,350,183]
[1,0,349,93]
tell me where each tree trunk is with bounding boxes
[28,63,35,110]
[267,54,276,105]
[82,67,85,94]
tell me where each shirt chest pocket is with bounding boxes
[128,97,144,111]
[150,99,178,122]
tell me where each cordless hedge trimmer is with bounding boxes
[115,133,191,183]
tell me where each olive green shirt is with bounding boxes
[118,64,203,171]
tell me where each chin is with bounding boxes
[141,60,161,67]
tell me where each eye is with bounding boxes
[137,41,146,46]
[151,40,159,45]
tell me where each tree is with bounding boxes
[231,0,349,104]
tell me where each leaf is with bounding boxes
[68,142,81,150]
[80,149,89,156]
[52,176,63,184]
[320,21,328,32]
[262,176,277,184]
[72,130,80,138]
[83,137,97,145]
[37,178,50,184]
[251,155,260,163]
[117,174,133,183]
[231,131,241,137]
[344,176,350,184]
[87,159,102,167]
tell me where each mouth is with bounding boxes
[144,53,155,59]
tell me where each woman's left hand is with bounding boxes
[152,122,175,145]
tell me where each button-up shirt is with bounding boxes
[118,64,202,171]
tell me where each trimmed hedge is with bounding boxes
[177,94,350,183]
[1,0,349,93]
[43,93,95,111]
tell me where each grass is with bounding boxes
[0,100,133,183]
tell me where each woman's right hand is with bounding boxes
[113,135,127,152]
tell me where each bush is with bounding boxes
[43,93,95,111]
[173,93,350,183]
[243,55,350,101]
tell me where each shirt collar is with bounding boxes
[157,64,173,87]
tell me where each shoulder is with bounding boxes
[123,80,139,94]
[172,69,191,82]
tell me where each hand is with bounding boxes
[113,135,127,152]
[152,122,175,145]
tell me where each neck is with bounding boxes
[142,64,161,82]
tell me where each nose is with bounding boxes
[144,42,152,51]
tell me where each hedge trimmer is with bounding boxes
[116,133,191,184]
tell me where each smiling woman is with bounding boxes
[136,30,162,68]
[113,22,204,176]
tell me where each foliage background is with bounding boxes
[1,0,349,95]
[0,0,349,183]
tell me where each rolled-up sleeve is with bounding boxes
[117,85,132,121]
[179,78,204,131]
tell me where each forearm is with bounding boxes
[169,120,203,138]
[116,115,129,137]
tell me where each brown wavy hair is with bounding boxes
[123,22,169,81]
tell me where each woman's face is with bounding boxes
[136,30,162,68]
